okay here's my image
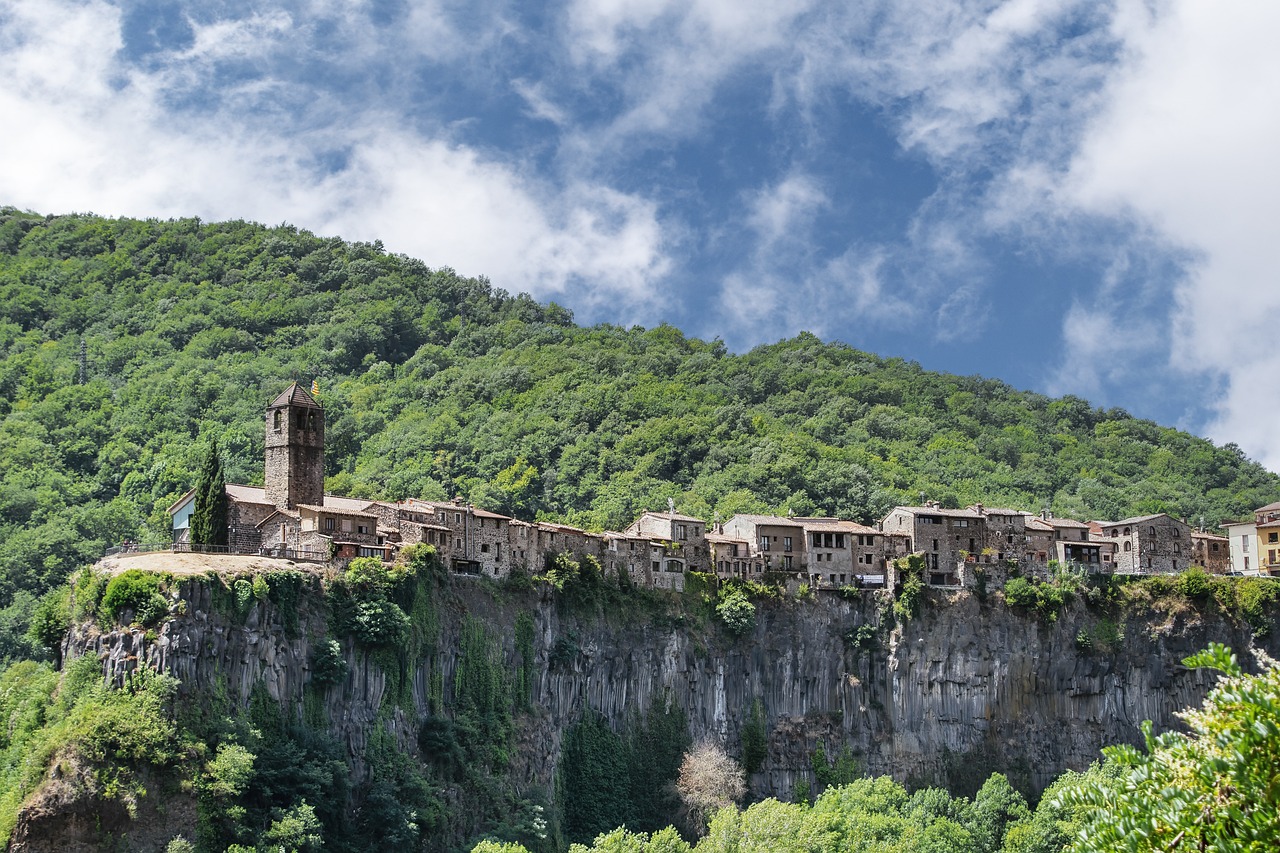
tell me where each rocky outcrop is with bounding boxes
[63,574,1276,805]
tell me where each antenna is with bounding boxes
[668,497,676,516]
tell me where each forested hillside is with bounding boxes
[1,208,1276,615]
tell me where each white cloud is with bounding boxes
[1062,0,1280,468]
[0,0,672,316]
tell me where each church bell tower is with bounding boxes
[264,382,325,510]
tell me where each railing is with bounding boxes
[104,543,329,563]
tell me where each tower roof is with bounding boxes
[268,382,323,410]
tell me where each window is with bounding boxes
[677,524,688,540]
[1123,542,1131,552]
[1149,527,1157,537]
[273,410,282,430]
[932,539,938,551]
[357,524,369,535]
[760,536,770,550]
[341,519,353,533]
[730,544,739,557]
[1243,535,1251,549]
[1270,532,1278,544]
[1245,556,1251,570]
[296,411,305,429]
[480,543,490,553]
[455,538,463,549]
[955,519,968,528]
[1212,543,1220,552]
[653,561,660,572]
[783,537,793,552]
[835,534,845,548]
[783,555,792,569]
[325,517,335,532]
[358,546,382,558]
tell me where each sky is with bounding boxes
[2,0,1278,469]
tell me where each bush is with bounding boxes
[1237,578,1280,636]
[1177,566,1212,599]
[350,599,410,647]
[309,639,349,688]
[100,570,168,627]
[716,589,756,636]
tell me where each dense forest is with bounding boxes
[1,207,1277,648]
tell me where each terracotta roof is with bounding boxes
[970,506,1024,517]
[268,382,322,410]
[254,509,300,528]
[1191,531,1229,541]
[296,503,377,519]
[1025,518,1054,531]
[226,484,272,505]
[705,533,751,543]
[320,495,378,513]
[1255,501,1280,513]
[1046,517,1091,529]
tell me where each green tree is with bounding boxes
[190,438,228,548]
[1057,643,1280,852]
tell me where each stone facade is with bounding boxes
[721,515,807,574]
[1191,530,1230,574]
[264,383,325,510]
[881,505,984,587]
[1098,513,1192,575]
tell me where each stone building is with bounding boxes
[794,518,883,589]
[264,383,325,510]
[1097,513,1192,575]
[880,504,985,587]
[1191,530,1230,574]
[706,530,759,580]
[720,515,807,574]
[623,510,709,575]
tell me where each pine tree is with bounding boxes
[191,438,228,549]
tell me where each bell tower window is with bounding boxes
[273,410,282,430]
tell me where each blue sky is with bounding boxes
[2,0,1279,469]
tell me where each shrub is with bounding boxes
[1237,578,1280,635]
[100,570,168,627]
[1177,566,1212,599]
[350,599,410,647]
[309,639,349,688]
[716,588,756,636]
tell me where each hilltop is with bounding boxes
[1,207,1277,619]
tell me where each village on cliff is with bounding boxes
[158,384,1277,594]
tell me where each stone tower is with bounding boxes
[264,382,325,510]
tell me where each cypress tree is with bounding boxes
[191,438,228,549]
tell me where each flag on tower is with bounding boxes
[311,378,320,396]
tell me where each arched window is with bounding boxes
[273,410,281,430]
[1149,526,1157,537]
[1111,529,1119,538]
[1123,542,1131,552]
[1123,527,1131,535]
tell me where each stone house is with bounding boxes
[1191,530,1230,574]
[720,515,807,574]
[1097,513,1192,575]
[880,504,985,587]
[706,531,760,581]
[602,532,659,586]
[794,518,883,589]
[623,510,709,574]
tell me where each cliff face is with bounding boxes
[63,574,1273,807]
